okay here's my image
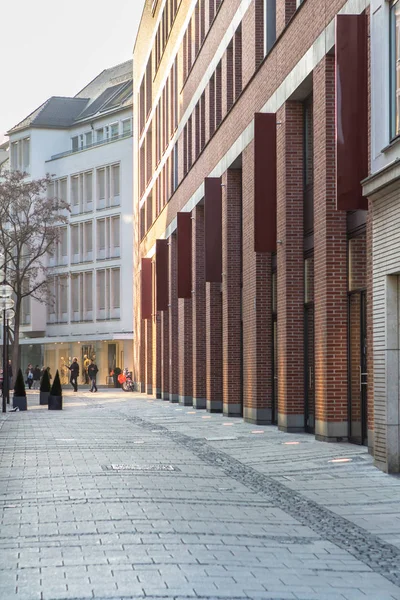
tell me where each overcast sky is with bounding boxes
[0,0,146,143]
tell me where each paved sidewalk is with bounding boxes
[0,390,400,600]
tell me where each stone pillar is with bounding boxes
[242,141,273,424]
[222,169,242,417]
[192,205,207,409]
[169,233,179,403]
[276,101,304,432]
[314,55,348,441]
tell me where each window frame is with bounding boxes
[390,0,400,140]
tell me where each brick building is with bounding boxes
[133,1,374,458]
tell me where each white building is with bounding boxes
[7,60,134,385]
[363,1,400,473]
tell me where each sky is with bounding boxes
[0,0,146,143]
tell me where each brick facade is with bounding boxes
[242,141,273,424]
[192,204,207,408]
[276,101,304,432]
[313,55,348,441]
[222,169,243,417]
[133,0,374,453]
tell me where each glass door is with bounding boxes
[348,291,368,445]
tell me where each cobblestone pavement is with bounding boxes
[1,391,400,600]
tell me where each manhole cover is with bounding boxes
[103,464,180,472]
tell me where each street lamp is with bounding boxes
[0,253,14,413]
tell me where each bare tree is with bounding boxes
[0,169,70,373]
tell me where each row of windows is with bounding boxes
[46,268,121,324]
[154,0,181,71]
[71,118,132,153]
[48,164,121,215]
[183,0,222,82]
[50,216,121,267]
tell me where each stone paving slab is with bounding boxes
[0,390,400,599]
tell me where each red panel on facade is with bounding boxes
[156,239,169,311]
[141,258,152,320]
[254,112,277,252]
[336,13,368,211]
[204,177,222,282]
[177,212,192,299]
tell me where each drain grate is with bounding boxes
[103,464,180,472]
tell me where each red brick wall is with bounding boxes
[178,297,193,403]
[192,204,207,405]
[313,55,348,437]
[242,140,273,423]
[168,233,179,401]
[276,101,304,431]
[222,169,242,415]
[206,282,223,411]
[145,318,153,394]
[276,0,296,38]
[161,310,170,398]
[153,311,162,398]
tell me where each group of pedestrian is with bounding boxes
[4,358,99,395]
[65,357,98,393]
[25,364,52,389]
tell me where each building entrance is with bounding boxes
[348,291,368,445]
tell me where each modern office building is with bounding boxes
[133,2,375,462]
[7,61,134,384]
[362,0,400,472]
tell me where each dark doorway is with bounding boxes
[348,291,368,445]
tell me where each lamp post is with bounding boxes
[0,254,14,413]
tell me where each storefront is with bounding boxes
[20,339,133,387]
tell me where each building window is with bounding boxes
[85,131,93,146]
[72,136,79,152]
[96,268,120,320]
[97,168,106,209]
[110,123,119,139]
[122,118,132,135]
[96,128,104,142]
[264,0,276,56]
[391,0,400,138]
[10,137,30,173]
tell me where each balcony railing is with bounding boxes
[50,130,133,160]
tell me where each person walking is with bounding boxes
[32,365,41,390]
[7,359,12,390]
[25,364,34,390]
[88,359,98,393]
[66,358,79,392]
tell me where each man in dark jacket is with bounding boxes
[66,357,79,392]
[32,365,41,390]
[88,359,98,393]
